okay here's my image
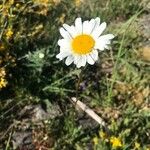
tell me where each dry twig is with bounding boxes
[71,97,106,127]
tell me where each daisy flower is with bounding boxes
[56,17,114,68]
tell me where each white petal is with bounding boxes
[58,39,67,46]
[83,19,95,34]
[58,39,71,49]
[90,17,100,34]
[91,18,101,36]
[74,55,84,68]
[76,56,86,68]
[90,50,98,61]
[94,34,114,51]
[104,45,110,49]
[74,55,80,64]
[94,39,106,51]
[86,55,95,65]
[82,20,89,34]
[59,27,71,40]
[94,17,101,28]
[80,55,87,67]
[99,34,115,40]
[92,22,106,39]
[75,18,82,34]
[95,39,110,51]
[65,55,74,66]
[63,24,78,38]
[59,46,71,53]
[77,60,82,68]
[56,51,70,60]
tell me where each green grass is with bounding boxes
[0,0,150,149]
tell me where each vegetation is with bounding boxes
[0,0,149,149]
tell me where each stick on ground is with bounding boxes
[71,97,106,127]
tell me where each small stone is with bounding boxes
[12,131,34,150]
[19,104,62,123]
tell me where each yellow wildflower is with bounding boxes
[0,78,7,89]
[75,0,82,7]
[0,68,6,77]
[134,142,140,150]
[99,131,107,140]
[2,6,9,16]
[110,136,122,148]
[93,137,99,145]
[9,0,14,5]
[0,68,7,89]
[6,28,13,39]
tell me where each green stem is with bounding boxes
[75,69,82,99]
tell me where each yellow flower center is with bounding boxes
[72,34,95,55]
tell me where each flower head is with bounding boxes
[56,17,114,68]
[134,142,140,150]
[6,28,13,39]
[0,68,7,89]
[9,0,14,5]
[0,78,7,89]
[0,68,6,77]
[99,131,107,140]
[110,136,122,148]
[93,136,99,145]
[75,0,83,7]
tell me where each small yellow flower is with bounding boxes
[93,137,99,145]
[0,68,6,77]
[0,78,7,89]
[99,131,107,140]
[2,6,9,16]
[75,0,82,7]
[134,142,140,150]
[9,0,14,5]
[6,28,13,39]
[110,136,122,148]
